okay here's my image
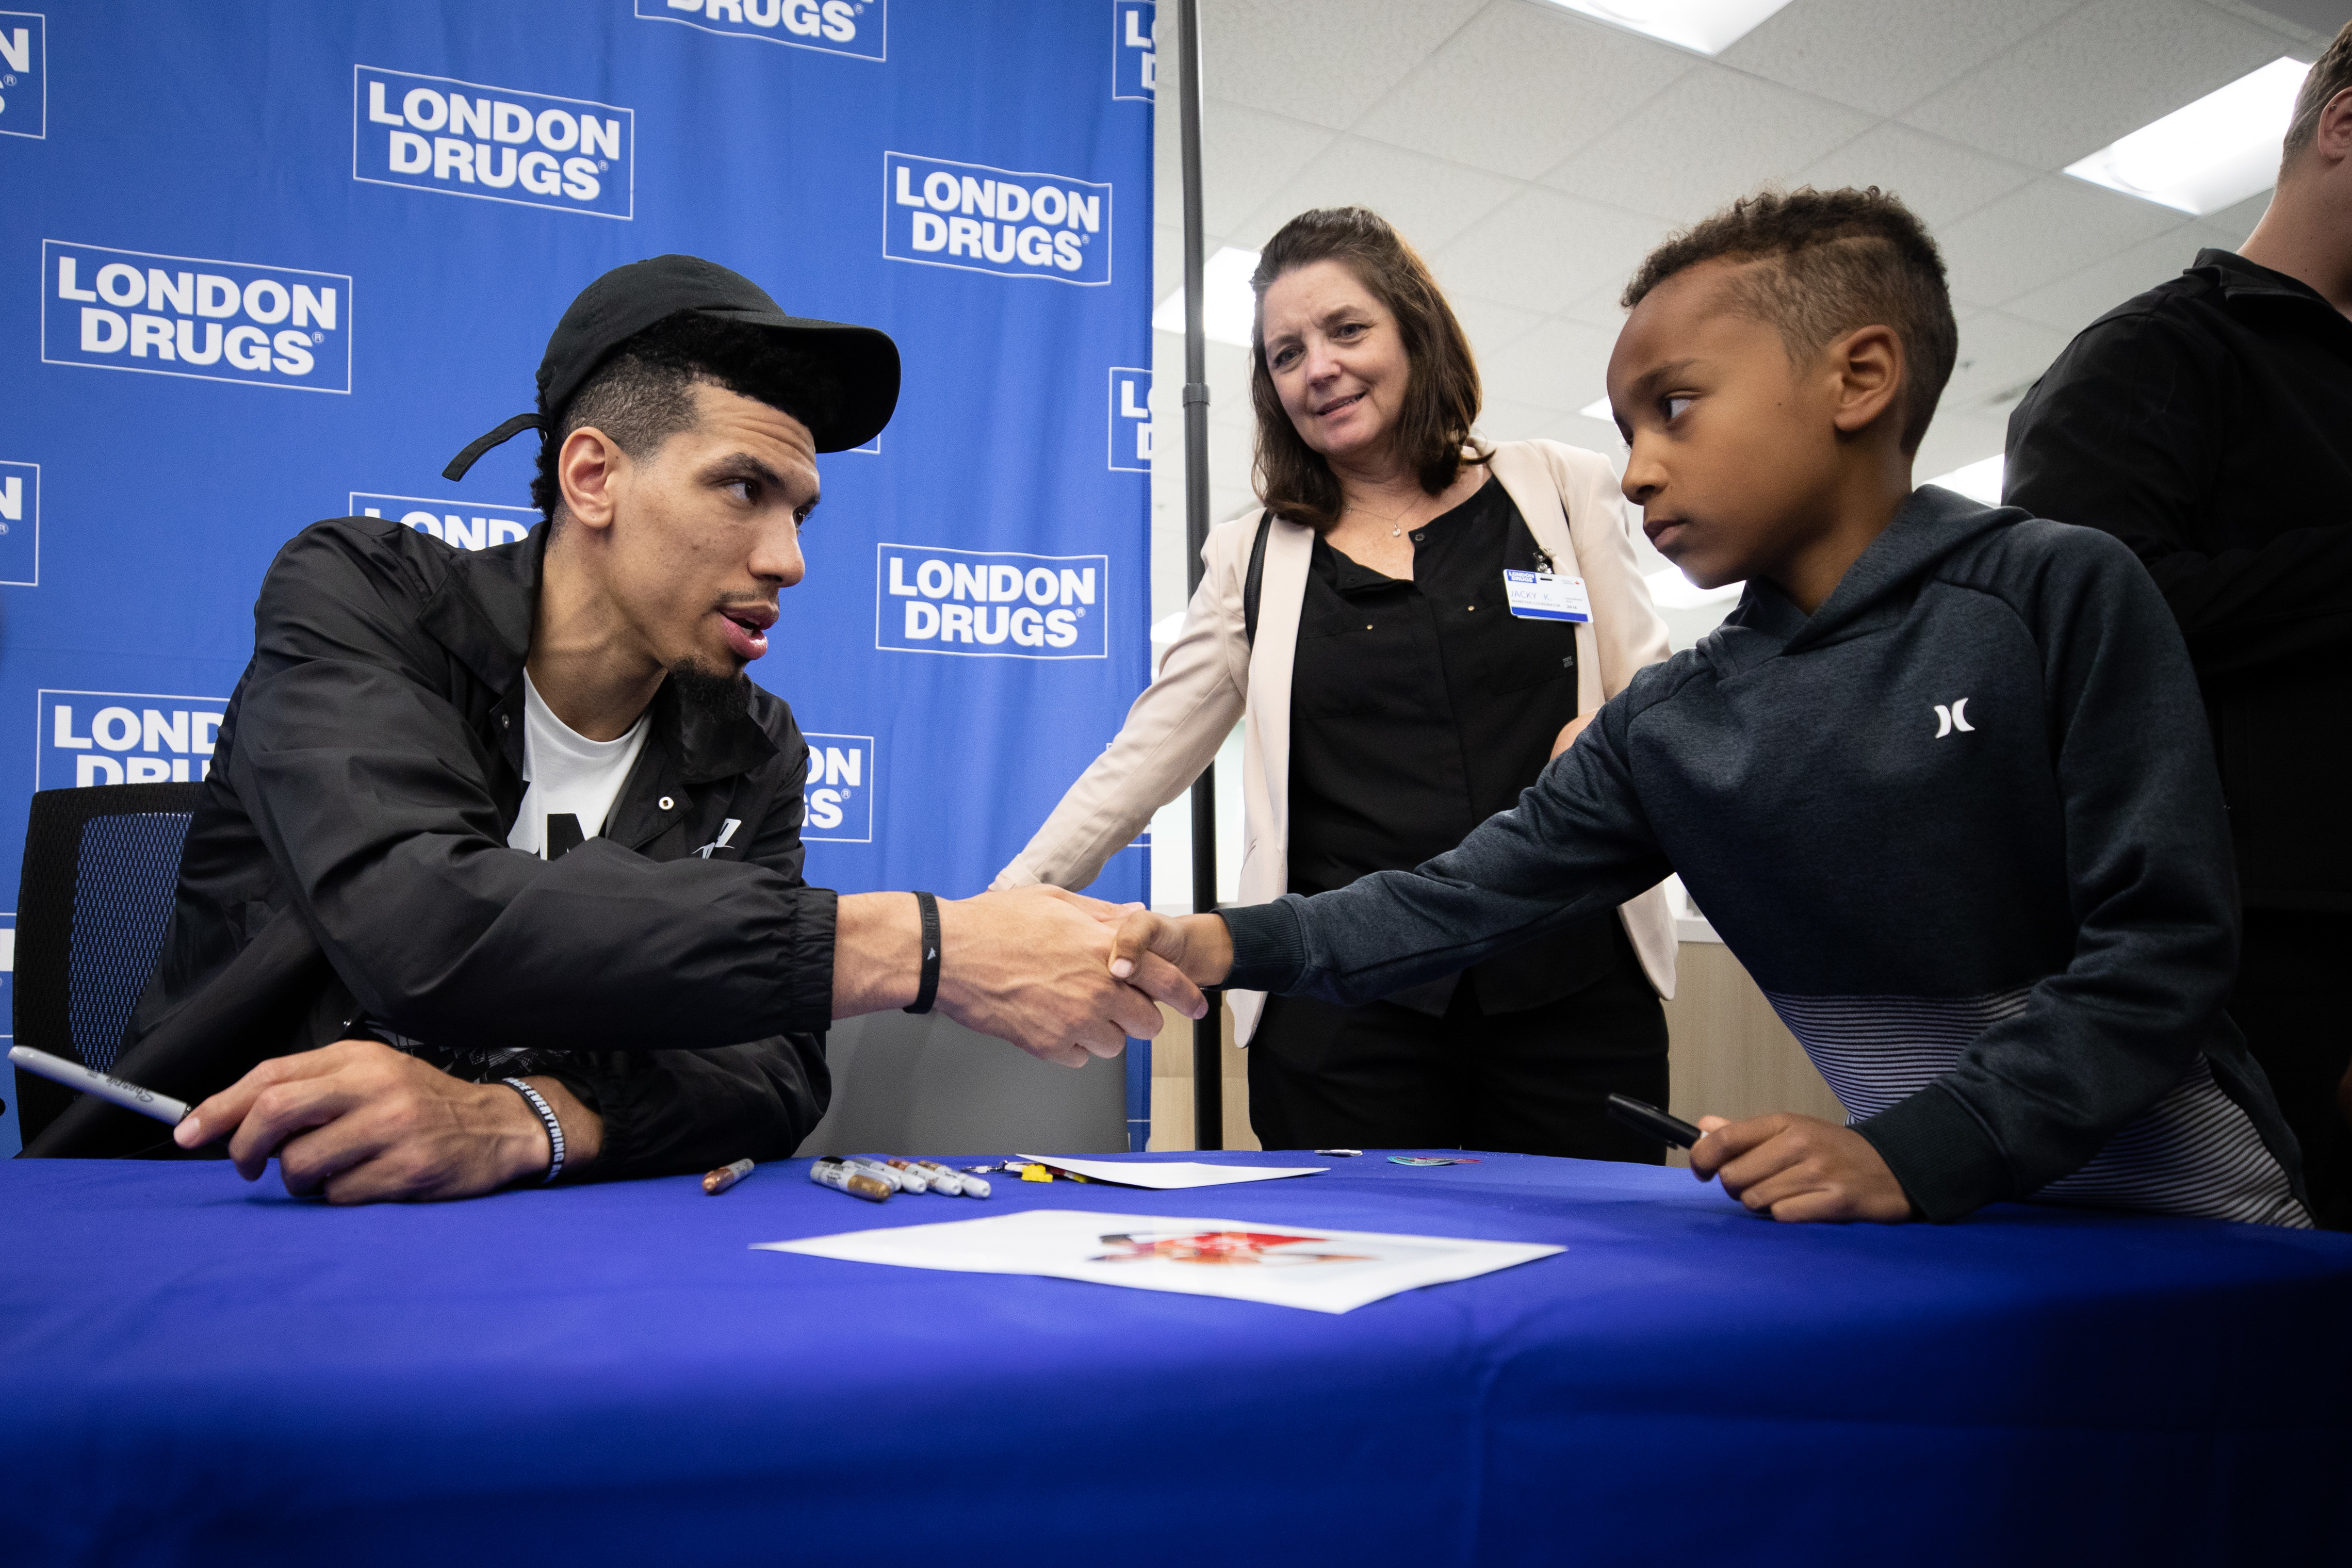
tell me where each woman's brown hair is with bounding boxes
[1249,207,1488,532]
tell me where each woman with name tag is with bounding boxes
[997,207,1677,1161]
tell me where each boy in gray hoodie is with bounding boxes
[1113,187,2308,1228]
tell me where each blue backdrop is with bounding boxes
[0,0,1157,1154]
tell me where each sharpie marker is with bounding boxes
[703,1158,754,1196]
[888,1156,957,1195]
[1605,1092,1704,1150]
[846,1155,923,1194]
[809,1157,891,1203]
[8,1046,190,1125]
[917,1159,987,1198]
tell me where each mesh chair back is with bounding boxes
[12,783,203,1146]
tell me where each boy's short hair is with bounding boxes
[2282,21,2352,166]
[1620,186,1957,454]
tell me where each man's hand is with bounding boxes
[1549,712,1594,760]
[1108,909,1235,991]
[935,886,1206,1066]
[833,886,1207,1066]
[1687,1111,1912,1223]
[171,1039,601,1203]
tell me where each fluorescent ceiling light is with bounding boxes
[1578,395,1614,422]
[1544,0,1796,56]
[1153,247,1260,347]
[1925,454,2004,506]
[1644,565,1742,611]
[2065,57,2309,215]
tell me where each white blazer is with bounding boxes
[993,439,1679,1042]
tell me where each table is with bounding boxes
[3,1153,2347,1564]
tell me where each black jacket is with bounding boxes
[2005,248,2352,910]
[1226,491,2306,1226]
[26,516,839,1178]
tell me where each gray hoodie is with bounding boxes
[1223,487,2307,1226]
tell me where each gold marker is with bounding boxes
[703,1157,755,1195]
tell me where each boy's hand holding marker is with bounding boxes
[1688,1114,1910,1224]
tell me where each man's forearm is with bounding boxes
[832,892,922,1017]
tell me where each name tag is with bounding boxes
[1502,570,1591,624]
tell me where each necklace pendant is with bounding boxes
[1391,525,1401,537]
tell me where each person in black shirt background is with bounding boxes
[2005,26,2352,1227]
[998,209,1678,1161]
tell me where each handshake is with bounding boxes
[891,886,1227,1066]
[903,888,1242,1067]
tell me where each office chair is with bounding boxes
[11,783,203,1148]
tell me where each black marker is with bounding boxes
[1606,1092,1703,1150]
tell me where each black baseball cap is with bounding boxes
[443,254,901,481]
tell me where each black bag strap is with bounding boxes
[1242,510,1272,648]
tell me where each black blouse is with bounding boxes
[1286,475,1624,1014]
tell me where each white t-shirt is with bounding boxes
[505,672,651,858]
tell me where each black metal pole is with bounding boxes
[1176,0,1221,1151]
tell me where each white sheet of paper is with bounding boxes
[1014,1154,1326,1190]
[756,1208,1563,1314]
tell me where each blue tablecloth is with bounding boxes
[3,1152,2347,1564]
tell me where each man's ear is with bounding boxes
[557,426,626,533]
[2315,85,2352,168]
[1827,323,1905,439]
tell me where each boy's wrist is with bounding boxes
[1218,900,1307,993]
[1852,1086,2007,1223]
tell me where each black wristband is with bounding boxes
[501,1077,566,1184]
[903,890,941,1015]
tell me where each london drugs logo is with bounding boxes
[801,733,874,843]
[354,67,633,221]
[42,242,352,395]
[352,493,534,552]
[876,545,1106,661]
[638,0,885,62]
[39,691,228,789]
[1108,367,1150,473]
[0,459,35,586]
[1113,2,1154,101]
[885,154,1110,286]
[0,11,44,140]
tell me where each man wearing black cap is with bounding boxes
[24,256,1202,1200]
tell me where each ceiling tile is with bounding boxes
[1720,0,2081,119]
[1476,396,1574,445]
[1429,187,1669,314]
[1196,0,1490,132]
[2233,0,2352,39]
[1527,402,1625,452]
[1197,102,1341,236]
[1934,176,2186,308]
[1233,134,1520,251]
[1479,316,1620,413]
[1348,4,1693,180]
[1998,225,2219,333]
[1559,278,1634,330]
[1447,293,1550,360]
[1790,122,2038,226]
[1898,0,2301,168]
[1152,221,1237,310]
[1914,405,2018,490]
[1938,309,2073,423]
[2196,189,2273,248]
[1537,64,1876,224]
